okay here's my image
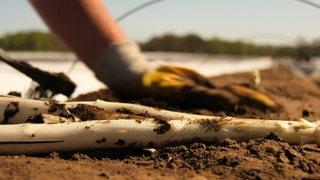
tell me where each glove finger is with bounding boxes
[158,65,215,88]
[225,84,280,111]
[142,71,196,88]
[142,71,239,110]
[141,71,195,98]
[181,85,240,111]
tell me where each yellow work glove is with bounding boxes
[93,40,279,111]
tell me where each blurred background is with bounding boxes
[0,0,319,98]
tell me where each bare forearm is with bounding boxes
[29,0,127,68]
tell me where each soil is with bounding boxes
[1,65,320,179]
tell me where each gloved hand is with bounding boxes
[93,40,280,111]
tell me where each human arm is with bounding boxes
[29,0,279,111]
[28,0,126,68]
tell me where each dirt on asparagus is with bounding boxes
[1,64,320,179]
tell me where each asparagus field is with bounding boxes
[0,64,319,179]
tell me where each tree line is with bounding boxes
[1,31,319,59]
[0,31,68,51]
[141,33,320,59]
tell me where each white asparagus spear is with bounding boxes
[0,96,213,124]
[0,95,78,124]
[0,117,318,154]
[0,96,319,154]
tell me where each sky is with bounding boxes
[0,0,320,46]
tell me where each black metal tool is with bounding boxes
[0,48,76,97]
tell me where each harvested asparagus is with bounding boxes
[0,117,318,154]
[0,95,210,124]
[0,95,79,124]
[0,95,319,154]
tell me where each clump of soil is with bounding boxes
[1,65,320,179]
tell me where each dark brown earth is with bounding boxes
[1,65,320,179]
